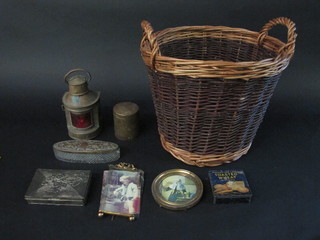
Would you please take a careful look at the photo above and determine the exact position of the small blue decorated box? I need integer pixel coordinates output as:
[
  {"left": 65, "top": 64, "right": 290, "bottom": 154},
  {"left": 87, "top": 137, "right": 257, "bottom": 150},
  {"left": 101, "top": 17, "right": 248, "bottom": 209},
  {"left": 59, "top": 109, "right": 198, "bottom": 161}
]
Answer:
[{"left": 209, "top": 170, "right": 252, "bottom": 204}]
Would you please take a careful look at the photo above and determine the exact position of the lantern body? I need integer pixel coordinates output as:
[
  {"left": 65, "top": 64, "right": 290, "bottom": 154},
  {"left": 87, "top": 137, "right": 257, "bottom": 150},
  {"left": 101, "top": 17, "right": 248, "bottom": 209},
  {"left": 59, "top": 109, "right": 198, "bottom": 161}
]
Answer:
[{"left": 62, "top": 69, "right": 101, "bottom": 139}]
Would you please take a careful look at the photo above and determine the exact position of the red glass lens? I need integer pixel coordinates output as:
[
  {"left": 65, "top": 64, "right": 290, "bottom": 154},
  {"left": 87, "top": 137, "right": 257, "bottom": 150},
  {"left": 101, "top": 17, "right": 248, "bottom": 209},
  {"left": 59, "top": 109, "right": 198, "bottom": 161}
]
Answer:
[{"left": 71, "top": 112, "right": 92, "bottom": 128}]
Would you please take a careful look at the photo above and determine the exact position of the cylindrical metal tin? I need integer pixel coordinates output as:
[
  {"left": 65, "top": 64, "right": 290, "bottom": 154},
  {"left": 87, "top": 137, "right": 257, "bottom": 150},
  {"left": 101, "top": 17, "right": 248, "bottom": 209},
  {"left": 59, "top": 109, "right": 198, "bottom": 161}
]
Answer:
[{"left": 113, "top": 102, "right": 139, "bottom": 141}]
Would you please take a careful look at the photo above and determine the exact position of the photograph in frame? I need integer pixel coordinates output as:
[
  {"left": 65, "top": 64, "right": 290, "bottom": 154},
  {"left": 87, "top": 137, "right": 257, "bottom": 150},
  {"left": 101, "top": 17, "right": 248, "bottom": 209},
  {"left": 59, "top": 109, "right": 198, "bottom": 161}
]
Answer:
[
  {"left": 159, "top": 175, "right": 197, "bottom": 203},
  {"left": 152, "top": 169, "right": 203, "bottom": 210},
  {"left": 99, "top": 170, "right": 142, "bottom": 218}
]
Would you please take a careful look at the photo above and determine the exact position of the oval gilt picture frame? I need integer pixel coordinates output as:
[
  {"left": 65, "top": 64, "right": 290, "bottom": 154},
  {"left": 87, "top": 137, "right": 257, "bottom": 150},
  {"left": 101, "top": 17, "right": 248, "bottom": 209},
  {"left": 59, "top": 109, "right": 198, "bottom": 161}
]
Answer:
[{"left": 151, "top": 169, "right": 203, "bottom": 210}]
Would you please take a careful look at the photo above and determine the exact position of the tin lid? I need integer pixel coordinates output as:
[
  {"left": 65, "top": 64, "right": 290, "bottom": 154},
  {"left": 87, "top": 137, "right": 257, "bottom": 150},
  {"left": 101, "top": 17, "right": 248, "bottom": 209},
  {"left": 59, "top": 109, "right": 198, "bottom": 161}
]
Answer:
[
  {"left": 53, "top": 140, "right": 119, "bottom": 154},
  {"left": 53, "top": 140, "right": 120, "bottom": 164},
  {"left": 113, "top": 102, "right": 139, "bottom": 117}
]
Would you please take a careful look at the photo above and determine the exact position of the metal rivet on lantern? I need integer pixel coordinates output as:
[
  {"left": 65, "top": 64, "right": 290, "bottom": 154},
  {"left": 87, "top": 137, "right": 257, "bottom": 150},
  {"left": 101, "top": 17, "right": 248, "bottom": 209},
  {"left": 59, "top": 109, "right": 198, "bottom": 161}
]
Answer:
[{"left": 62, "top": 69, "right": 101, "bottom": 140}]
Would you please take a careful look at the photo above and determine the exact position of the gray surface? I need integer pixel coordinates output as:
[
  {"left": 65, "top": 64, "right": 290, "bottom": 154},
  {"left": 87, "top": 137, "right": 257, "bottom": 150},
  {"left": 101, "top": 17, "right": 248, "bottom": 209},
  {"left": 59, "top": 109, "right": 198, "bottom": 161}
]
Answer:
[{"left": 0, "top": 1, "right": 319, "bottom": 240}]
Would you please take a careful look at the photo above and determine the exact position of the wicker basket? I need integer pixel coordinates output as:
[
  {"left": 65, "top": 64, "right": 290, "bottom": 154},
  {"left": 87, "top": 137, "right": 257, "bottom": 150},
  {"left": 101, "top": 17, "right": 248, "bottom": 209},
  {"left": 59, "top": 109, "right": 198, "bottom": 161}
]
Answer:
[{"left": 140, "top": 17, "right": 297, "bottom": 167}]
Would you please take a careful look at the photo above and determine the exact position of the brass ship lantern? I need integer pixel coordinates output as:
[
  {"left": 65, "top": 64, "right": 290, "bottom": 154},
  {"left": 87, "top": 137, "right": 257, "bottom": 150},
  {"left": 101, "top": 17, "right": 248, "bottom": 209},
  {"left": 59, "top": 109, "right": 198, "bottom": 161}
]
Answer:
[{"left": 62, "top": 69, "right": 101, "bottom": 139}]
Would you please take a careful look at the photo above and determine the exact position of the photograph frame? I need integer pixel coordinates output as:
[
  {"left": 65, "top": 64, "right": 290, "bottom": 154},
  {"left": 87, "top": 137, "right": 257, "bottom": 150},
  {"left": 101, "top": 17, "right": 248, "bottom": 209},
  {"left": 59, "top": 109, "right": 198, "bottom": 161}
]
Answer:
[
  {"left": 98, "top": 169, "right": 143, "bottom": 221},
  {"left": 151, "top": 169, "right": 203, "bottom": 210}
]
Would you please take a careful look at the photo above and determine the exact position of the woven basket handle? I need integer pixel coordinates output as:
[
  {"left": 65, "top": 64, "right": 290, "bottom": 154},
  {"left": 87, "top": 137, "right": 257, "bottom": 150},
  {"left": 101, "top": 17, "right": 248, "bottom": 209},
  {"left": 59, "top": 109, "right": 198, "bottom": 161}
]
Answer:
[
  {"left": 141, "top": 21, "right": 160, "bottom": 67},
  {"left": 258, "top": 17, "right": 297, "bottom": 57}
]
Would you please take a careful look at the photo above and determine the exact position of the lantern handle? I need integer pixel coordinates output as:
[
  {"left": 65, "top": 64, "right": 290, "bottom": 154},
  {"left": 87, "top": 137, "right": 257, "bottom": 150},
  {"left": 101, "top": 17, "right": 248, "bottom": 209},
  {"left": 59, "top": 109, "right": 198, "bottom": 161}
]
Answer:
[{"left": 64, "top": 68, "right": 92, "bottom": 84}]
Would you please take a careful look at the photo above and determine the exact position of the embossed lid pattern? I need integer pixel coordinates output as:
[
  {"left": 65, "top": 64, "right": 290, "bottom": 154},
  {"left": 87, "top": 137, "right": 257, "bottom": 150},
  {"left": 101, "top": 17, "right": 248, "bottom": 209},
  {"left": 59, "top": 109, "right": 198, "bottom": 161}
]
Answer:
[{"left": 53, "top": 140, "right": 119, "bottom": 154}]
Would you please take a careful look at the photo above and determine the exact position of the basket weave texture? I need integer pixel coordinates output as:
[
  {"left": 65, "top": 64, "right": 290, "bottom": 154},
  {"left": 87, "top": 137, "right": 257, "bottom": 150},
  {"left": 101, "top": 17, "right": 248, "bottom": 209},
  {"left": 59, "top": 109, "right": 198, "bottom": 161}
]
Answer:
[{"left": 140, "top": 17, "right": 297, "bottom": 167}]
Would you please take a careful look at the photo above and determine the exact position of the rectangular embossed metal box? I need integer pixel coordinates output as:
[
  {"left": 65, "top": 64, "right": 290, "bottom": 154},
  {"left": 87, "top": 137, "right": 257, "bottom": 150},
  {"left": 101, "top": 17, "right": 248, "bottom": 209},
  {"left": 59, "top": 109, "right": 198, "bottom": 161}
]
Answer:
[{"left": 25, "top": 169, "right": 91, "bottom": 206}]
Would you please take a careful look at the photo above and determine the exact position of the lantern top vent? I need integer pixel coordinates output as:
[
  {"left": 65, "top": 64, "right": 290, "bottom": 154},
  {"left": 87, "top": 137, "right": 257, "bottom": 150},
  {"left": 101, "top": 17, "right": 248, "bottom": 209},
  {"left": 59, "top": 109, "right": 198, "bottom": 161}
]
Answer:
[{"left": 65, "top": 69, "right": 91, "bottom": 95}]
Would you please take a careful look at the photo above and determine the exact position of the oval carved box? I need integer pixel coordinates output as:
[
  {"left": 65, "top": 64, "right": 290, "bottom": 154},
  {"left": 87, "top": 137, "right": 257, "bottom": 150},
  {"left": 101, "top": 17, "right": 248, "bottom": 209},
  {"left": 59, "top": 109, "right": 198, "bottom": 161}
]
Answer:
[{"left": 53, "top": 140, "right": 120, "bottom": 164}]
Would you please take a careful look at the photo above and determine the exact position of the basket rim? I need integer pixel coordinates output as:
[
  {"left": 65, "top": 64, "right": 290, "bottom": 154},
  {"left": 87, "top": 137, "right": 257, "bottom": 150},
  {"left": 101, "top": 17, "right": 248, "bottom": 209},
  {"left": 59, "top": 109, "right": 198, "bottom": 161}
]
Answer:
[
  {"left": 140, "top": 18, "right": 297, "bottom": 80},
  {"left": 149, "top": 26, "right": 284, "bottom": 63}
]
